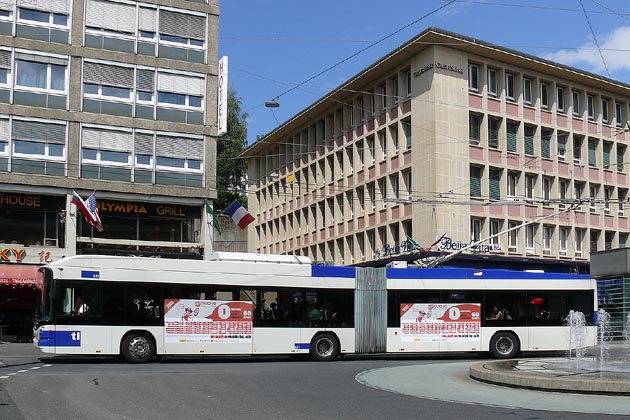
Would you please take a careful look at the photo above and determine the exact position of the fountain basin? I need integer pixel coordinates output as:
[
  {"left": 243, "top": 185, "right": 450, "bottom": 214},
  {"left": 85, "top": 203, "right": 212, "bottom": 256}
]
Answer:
[{"left": 470, "top": 357, "right": 630, "bottom": 395}]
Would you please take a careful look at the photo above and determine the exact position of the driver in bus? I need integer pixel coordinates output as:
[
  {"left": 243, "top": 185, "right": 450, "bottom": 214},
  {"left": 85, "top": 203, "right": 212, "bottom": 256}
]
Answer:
[{"left": 74, "top": 296, "right": 88, "bottom": 316}]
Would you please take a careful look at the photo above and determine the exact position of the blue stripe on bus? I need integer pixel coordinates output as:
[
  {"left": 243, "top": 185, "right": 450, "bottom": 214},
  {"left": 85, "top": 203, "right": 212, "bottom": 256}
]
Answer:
[
  {"left": 386, "top": 267, "right": 590, "bottom": 280},
  {"left": 311, "top": 265, "right": 356, "bottom": 278},
  {"left": 38, "top": 330, "right": 82, "bottom": 347},
  {"left": 294, "top": 343, "right": 310, "bottom": 350},
  {"left": 81, "top": 270, "right": 100, "bottom": 279}
]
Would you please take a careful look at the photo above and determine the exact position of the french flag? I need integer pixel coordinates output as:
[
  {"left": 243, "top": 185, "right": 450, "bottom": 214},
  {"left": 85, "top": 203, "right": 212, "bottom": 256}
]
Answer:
[
  {"left": 224, "top": 200, "right": 255, "bottom": 229},
  {"left": 72, "top": 191, "right": 103, "bottom": 232}
]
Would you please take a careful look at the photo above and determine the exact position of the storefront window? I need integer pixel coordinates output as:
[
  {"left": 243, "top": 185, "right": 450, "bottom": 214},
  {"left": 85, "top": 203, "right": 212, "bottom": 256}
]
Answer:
[{"left": 0, "top": 193, "right": 65, "bottom": 247}]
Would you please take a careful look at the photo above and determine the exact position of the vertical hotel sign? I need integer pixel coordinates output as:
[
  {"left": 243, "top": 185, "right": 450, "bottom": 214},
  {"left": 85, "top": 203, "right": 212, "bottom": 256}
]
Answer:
[{"left": 217, "top": 56, "right": 228, "bottom": 136}]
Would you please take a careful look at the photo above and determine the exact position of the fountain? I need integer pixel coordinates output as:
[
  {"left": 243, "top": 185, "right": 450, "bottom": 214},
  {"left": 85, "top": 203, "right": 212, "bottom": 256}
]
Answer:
[{"left": 470, "top": 308, "right": 630, "bottom": 394}]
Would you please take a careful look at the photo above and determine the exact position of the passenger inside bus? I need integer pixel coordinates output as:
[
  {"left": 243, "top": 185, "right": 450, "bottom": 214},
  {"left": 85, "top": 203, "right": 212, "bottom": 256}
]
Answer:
[{"left": 487, "top": 305, "right": 503, "bottom": 320}]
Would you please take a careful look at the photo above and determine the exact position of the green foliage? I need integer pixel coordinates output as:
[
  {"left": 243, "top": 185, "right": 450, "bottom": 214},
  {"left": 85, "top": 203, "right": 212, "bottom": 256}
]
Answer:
[{"left": 216, "top": 87, "right": 248, "bottom": 211}]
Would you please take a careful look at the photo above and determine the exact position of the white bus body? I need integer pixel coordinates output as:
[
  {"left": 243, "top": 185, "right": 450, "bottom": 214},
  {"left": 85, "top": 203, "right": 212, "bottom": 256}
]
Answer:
[{"left": 34, "top": 254, "right": 597, "bottom": 362}]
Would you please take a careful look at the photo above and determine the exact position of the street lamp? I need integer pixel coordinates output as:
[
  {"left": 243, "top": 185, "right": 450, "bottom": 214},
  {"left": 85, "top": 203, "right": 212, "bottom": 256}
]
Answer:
[{"left": 265, "top": 99, "right": 280, "bottom": 108}]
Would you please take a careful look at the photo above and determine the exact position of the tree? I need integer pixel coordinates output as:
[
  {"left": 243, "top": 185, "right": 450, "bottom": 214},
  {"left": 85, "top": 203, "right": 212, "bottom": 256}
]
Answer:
[{"left": 215, "top": 87, "right": 248, "bottom": 211}]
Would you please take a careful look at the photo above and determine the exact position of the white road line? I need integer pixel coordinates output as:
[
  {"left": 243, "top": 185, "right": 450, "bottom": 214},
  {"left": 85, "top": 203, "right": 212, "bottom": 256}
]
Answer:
[
  {"left": 30, "top": 366, "right": 41, "bottom": 370},
  {"left": 0, "top": 376, "right": 9, "bottom": 379},
  {"left": 17, "top": 370, "right": 28, "bottom": 373}
]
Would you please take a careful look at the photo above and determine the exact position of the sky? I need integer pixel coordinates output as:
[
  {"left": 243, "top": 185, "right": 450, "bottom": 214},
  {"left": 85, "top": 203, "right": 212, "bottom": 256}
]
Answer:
[{"left": 218, "top": 0, "right": 630, "bottom": 145}]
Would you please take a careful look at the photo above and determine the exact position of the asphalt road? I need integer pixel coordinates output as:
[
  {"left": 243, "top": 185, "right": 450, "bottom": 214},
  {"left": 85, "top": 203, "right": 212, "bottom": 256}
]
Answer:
[{"left": 1, "top": 344, "right": 628, "bottom": 420}]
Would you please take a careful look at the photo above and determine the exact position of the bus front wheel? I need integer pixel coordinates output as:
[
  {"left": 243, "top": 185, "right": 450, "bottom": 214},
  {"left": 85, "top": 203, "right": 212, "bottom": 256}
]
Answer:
[
  {"left": 310, "top": 333, "right": 339, "bottom": 361},
  {"left": 121, "top": 332, "right": 155, "bottom": 363},
  {"left": 489, "top": 331, "right": 519, "bottom": 359}
]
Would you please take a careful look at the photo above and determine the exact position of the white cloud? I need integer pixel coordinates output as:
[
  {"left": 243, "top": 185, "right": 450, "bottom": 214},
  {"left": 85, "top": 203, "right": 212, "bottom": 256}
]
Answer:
[{"left": 544, "top": 26, "right": 630, "bottom": 75}]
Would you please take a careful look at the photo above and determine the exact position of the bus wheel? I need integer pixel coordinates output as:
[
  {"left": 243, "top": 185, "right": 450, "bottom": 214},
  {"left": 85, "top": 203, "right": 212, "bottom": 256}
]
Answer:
[
  {"left": 310, "top": 333, "right": 339, "bottom": 361},
  {"left": 121, "top": 332, "right": 155, "bottom": 363},
  {"left": 490, "top": 332, "right": 519, "bottom": 359}
]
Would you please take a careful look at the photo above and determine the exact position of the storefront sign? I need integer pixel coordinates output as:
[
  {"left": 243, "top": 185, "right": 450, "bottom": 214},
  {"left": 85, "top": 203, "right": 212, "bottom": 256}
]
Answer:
[
  {"left": 0, "top": 248, "right": 25, "bottom": 262},
  {"left": 437, "top": 236, "right": 502, "bottom": 253},
  {"left": 97, "top": 200, "right": 191, "bottom": 218},
  {"left": 164, "top": 299, "right": 253, "bottom": 344},
  {"left": 413, "top": 61, "right": 463, "bottom": 77},
  {"left": 400, "top": 303, "right": 481, "bottom": 342}
]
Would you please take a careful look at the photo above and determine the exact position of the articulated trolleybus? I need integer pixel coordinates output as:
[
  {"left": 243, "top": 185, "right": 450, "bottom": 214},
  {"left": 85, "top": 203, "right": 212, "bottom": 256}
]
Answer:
[{"left": 34, "top": 253, "right": 597, "bottom": 363}]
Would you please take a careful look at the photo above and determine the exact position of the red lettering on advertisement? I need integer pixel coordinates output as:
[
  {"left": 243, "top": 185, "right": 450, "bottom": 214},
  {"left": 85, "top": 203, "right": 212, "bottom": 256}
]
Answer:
[
  {"left": 38, "top": 250, "right": 53, "bottom": 263},
  {"left": 0, "top": 248, "right": 24, "bottom": 261}
]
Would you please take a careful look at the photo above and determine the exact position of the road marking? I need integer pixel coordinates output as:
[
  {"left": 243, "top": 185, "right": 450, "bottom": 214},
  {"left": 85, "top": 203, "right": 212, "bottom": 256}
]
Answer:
[
  {"left": 0, "top": 376, "right": 9, "bottom": 379},
  {"left": 0, "top": 363, "right": 50, "bottom": 380},
  {"left": 17, "top": 370, "right": 28, "bottom": 373},
  {"left": 30, "top": 366, "right": 41, "bottom": 370}
]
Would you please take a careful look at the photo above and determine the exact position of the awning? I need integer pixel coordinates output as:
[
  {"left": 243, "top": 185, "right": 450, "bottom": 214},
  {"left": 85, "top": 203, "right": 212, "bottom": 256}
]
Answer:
[{"left": 0, "top": 264, "right": 43, "bottom": 290}]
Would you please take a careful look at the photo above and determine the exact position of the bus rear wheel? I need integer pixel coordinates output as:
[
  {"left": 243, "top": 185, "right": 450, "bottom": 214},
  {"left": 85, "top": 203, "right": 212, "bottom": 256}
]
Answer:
[
  {"left": 489, "top": 331, "right": 519, "bottom": 359},
  {"left": 310, "top": 333, "right": 339, "bottom": 361},
  {"left": 121, "top": 332, "right": 155, "bottom": 363}
]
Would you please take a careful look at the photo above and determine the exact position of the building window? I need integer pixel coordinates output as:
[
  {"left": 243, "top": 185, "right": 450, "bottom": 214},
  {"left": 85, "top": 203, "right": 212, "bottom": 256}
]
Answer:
[
  {"left": 380, "top": 83, "right": 386, "bottom": 110},
  {"left": 541, "top": 129, "right": 551, "bottom": 159},
  {"left": 470, "top": 166, "right": 482, "bottom": 198},
  {"left": 507, "top": 172, "right": 518, "bottom": 198},
  {"left": 468, "top": 63, "right": 479, "bottom": 92},
  {"left": 589, "top": 184, "right": 599, "bottom": 212},
  {"left": 590, "top": 230, "right": 600, "bottom": 253},
  {"left": 402, "top": 119, "right": 412, "bottom": 150},
  {"left": 523, "top": 78, "right": 532, "bottom": 105},
  {"left": 525, "top": 224, "right": 536, "bottom": 252},
  {"left": 487, "top": 68, "right": 497, "bottom": 97},
  {"left": 406, "top": 70, "right": 411, "bottom": 97},
  {"left": 505, "top": 73, "right": 515, "bottom": 101},
  {"left": 18, "top": 8, "right": 68, "bottom": 27},
  {"left": 12, "top": 119, "right": 66, "bottom": 161},
  {"left": 557, "top": 133, "right": 567, "bottom": 161},
  {"left": 378, "top": 130, "right": 386, "bottom": 160},
  {"left": 620, "top": 233, "right": 628, "bottom": 248},
  {"left": 557, "top": 86, "right": 565, "bottom": 113},
  {"left": 587, "top": 94, "right": 595, "bottom": 121},
  {"left": 559, "top": 227, "right": 568, "bottom": 256},
  {"left": 615, "top": 102, "right": 623, "bottom": 127},
  {"left": 573, "top": 136, "right": 582, "bottom": 164},
  {"left": 572, "top": 90, "right": 580, "bottom": 117},
  {"left": 490, "top": 219, "right": 501, "bottom": 246},
  {"left": 604, "top": 187, "right": 612, "bottom": 215},
  {"left": 392, "top": 76, "right": 399, "bottom": 104},
  {"left": 525, "top": 175, "right": 535, "bottom": 199},
  {"left": 488, "top": 117, "right": 499, "bottom": 149},
  {"left": 543, "top": 177, "right": 551, "bottom": 202},
  {"left": 618, "top": 144, "right": 626, "bottom": 172},
  {"left": 588, "top": 138, "right": 597, "bottom": 167},
  {"left": 602, "top": 98, "right": 609, "bottom": 123},
  {"left": 469, "top": 113, "right": 481, "bottom": 145},
  {"left": 540, "top": 82, "right": 548, "bottom": 109},
  {"left": 489, "top": 168, "right": 501, "bottom": 200},
  {"left": 471, "top": 218, "right": 482, "bottom": 242},
  {"left": 575, "top": 229, "right": 584, "bottom": 257},
  {"left": 559, "top": 179, "right": 568, "bottom": 208},
  {"left": 543, "top": 225, "right": 552, "bottom": 255},
  {"left": 16, "top": 56, "right": 67, "bottom": 92},
  {"left": 605, "top": 232, "right": 614, "bottom": 251},
  {"left": 524, "top": 125, "right": 534, "bottom": 155},
  {"left": 506, "top": 121, "right": 517, "bottom": 152},
  {"left": 508, "top": 221, "right": 518, "bottom": 252},
  {"left": 603, "top": 141, "right": 611, "bottom": 169}
]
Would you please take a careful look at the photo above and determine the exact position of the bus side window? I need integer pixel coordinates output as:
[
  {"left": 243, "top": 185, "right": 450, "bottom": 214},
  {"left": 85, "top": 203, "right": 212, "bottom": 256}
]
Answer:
[
  {"left": 127, "top": 284, "right": 161, "bottom": 325},
  {"left": 54, "top": 282, "right": 102, "bottom": 320}
]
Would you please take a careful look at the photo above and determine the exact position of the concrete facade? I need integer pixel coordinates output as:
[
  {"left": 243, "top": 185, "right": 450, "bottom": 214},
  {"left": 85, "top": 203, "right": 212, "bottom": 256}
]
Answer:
[{"left": 243, "top": 28, "right": 630, "bottom": 267}]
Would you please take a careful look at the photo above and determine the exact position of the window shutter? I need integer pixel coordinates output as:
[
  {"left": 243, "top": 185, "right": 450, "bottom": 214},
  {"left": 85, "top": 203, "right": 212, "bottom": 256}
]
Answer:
[
  {"left": 489, "top": 169, "right": 501, "bottom": 200},
  {"left": 138, "top": 7, "right": 156, "bottom": 33},
  {"left": 157, "top": 73, "right": 204, "bottom": 96},
  {"left": 488, "top": 120, "right": 499, "bottom": 148},
  {"left": 82, "top": 127, "right": 132, "bottom": 152},
  {"left": 603, "top": 142, "right": 610, "bottom": 168},
  {"left": 469, "top": 114, "right": 480, "bottom": 143},
  {"left": 541, "top": 133, "right": 551, "bottom": 158},
  {"left": 0, "top": 50, "right": 10, "bottom": 69},
  {"left": 0, "top": 118, "right": 8, "bottom": 143},
  {"left": 507, "top": 122, "right": 517, "bottom": 152},
  {"left": 13, "top": 120, "right": 66, "bottom": 144},
  {"left": 136, "top": 69, "right": 155, "bottom": 92},
  {"left": 156, "top": 135, "right": 203, "bottom": 159},
  {"left": 588, "top": 140, "right": 597, "bottom": 166},
  {"left": 84, "top": 62, "right": 134, "bottom": 88},
  {"left": 18, "top": 0, "right": 70, "bottom": 14},
  {"left": 15, "top": 53, "right": 67, "bottom": 66},
  {"left": 618, "top": 147, "right": 624, "bottom": 171},
  {"left": 469, "top": 166, "right": 481, "bottom": 198},
  {"left": 524, "top": 126, "right": 534, "bottom": 155},
  {"left": 86, "top": 0, "right": 136, "bottom": 34},
  {"left": 159, "top": 10, "right": 205, "bottom": 40},
  {"left": 135, "top": 132, "right": 154, "bottom": 155}
]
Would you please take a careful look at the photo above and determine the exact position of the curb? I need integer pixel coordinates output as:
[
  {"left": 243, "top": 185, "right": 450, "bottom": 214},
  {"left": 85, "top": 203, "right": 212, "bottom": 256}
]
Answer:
[{"left": 469, "top": 360, "right": 630, "bottom": 395}]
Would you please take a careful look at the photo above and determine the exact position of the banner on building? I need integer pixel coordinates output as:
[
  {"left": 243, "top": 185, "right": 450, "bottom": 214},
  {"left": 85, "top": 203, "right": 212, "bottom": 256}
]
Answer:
[
  {"left": 164, "top": 299, "right": 253, "bottom": 344},
  {"left": 217, "top": 56, "right": 228, "bottom": 136},
  {"left": 400, "top": 303, "right": 481, "bottom": 342}
]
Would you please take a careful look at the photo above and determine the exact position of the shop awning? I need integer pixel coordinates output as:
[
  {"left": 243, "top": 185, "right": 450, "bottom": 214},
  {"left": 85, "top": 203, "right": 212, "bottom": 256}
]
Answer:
[{"left": 0, "top": 264, "right": 43, "bottom": 290}]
